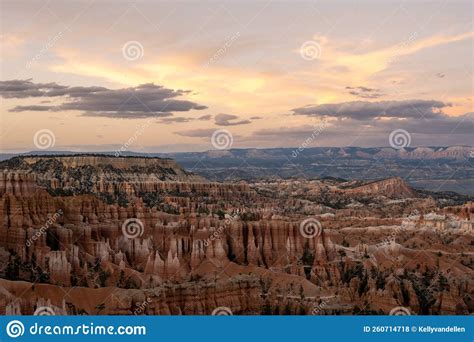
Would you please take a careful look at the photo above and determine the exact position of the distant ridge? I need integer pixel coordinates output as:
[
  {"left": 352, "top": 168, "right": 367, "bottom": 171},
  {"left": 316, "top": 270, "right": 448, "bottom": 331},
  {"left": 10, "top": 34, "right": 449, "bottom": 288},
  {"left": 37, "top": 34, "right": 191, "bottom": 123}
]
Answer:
[
  {"left": 1, "top": 145, "right": 473, "bottom": 161},
  {"left": 1, "top": 146, "right": 472, "bottom": 195}
]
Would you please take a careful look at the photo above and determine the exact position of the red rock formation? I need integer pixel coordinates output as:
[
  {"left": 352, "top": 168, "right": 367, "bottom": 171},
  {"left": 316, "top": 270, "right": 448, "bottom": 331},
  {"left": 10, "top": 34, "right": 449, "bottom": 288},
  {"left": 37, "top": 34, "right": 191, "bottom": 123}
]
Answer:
[
  {"left": 344, "top": 177, "right": 417, "bottom": 199},
  {"left": 0, "top": 155, "right": 471, "bottom": 316}
]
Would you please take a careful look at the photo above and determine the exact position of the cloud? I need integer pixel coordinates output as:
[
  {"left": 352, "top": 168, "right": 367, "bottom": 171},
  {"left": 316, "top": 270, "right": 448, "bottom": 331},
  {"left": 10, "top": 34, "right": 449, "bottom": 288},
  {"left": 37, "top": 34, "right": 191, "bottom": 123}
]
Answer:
[
  {"left": 325, "top": 31, "right": 474, "bottom": 81},
  {"left": 158, "top": 116, "right": 193, "bottom": 124},
  {"left": 1, "top": 79, "right": 207, "bottom": 118},
  {"left": 403, "top": 112, "right": 473, "bottom": 135},
  {"left": 214, "top": 113, "right": 251, "bottom": 126},
  {"left": 292, "top": 99, "right": 449, "bottom": 120},
  {"left": 158, "top": 113, "right": 214, "bottom": 124},
  {"left": 197, "top": 114, "right": 213, "bottom": 121},
  {"left": 0, "top": 79, "right": 104, "bottom": 98},
  {"left": 248, "top": 111, "right": 473, "bottom": 147},
  {"left": 345, "top": 86, "right": 383, "bottom": 99},
  {"left": 9, "top": 105, "right": 53, "bottom": 112}
]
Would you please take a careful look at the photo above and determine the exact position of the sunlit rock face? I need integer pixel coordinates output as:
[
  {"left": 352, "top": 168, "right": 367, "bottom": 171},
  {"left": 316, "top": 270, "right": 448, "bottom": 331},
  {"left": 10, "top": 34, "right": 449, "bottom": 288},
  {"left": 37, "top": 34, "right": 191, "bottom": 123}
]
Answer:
[{"left": 0, "top": 155, "right": 472, "bottom": 315}]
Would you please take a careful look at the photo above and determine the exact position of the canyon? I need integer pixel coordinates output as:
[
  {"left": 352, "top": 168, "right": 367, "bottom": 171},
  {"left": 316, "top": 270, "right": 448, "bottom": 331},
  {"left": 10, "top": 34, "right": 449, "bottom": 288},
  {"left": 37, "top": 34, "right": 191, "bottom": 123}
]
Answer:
[{"left": 0, "top": 154, "right": 472, "bottom": 315}]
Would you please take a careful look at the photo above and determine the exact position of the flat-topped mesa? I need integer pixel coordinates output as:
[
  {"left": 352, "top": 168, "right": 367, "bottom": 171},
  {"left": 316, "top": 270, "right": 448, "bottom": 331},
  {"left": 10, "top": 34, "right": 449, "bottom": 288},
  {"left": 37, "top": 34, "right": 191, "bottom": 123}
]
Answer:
[
  {"left": 0, "top": 154, "right": 208, "bottom": 196},
  {"left": 23, "top": 155, "right": 185, "bottom": 169},
  {"left": 344, "top": 177, "right": 418, "bottom": 199},
  {"left": 0, "top": 154, "right": 256, "bottom": 203},
  {"left": 1, "top": 154, "right": 205, "bottom": 182}
]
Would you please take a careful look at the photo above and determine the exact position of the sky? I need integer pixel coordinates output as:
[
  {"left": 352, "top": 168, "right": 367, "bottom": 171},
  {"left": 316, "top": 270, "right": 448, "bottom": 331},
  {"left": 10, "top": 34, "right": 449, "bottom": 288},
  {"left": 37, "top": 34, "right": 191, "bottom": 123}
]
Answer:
[{"left": 0, "top": 0, "right": 473, "bottom": 153}]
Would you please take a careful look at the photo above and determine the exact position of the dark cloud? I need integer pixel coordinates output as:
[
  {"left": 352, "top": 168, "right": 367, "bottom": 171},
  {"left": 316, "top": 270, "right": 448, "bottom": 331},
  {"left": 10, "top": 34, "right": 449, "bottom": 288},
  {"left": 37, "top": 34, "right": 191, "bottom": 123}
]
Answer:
[
  {"left": 197, "top": 114, "right": 213, "bottom": 121},
  {"left": 158, "top": 114, "right": 214, "bottom": 124},
  {"left": 248, "top": 111, "right": 473, "bottom": 146},
  {"left": 10, "top": 105, "right": 54, "bottom": 112},
  {"left": 214, "top": 113, "right": 251, "bottom": 126},
  {"left": 159, "top": 117, "right": 193, "bottom": 124},
  {"left": 83, "top": 111, "right": 173, "bottom": 119},
  {"left": 0, "top": 79, "right": 67, "bottom": 98},
  {"left": 1, "top": 79, "right": 207, "bottom": 118},
  {"left": 403, "top": 112, "right": 473, "bottom": 135},
  {"left": 292, "top": 99, "right": 449, "bottom": 120},
  {"left": 0, "top": 79, "right": 104, "bottom": 98},
  {"left": 346, "top": 86, "right": 383, "bottom": 99}
]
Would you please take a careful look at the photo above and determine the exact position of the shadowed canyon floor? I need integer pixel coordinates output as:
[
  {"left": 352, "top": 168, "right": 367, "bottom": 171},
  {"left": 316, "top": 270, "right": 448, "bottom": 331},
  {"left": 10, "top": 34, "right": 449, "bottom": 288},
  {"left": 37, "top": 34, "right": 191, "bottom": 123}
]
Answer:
[{"left": 0, "top": 155, "right": 472, "bottom": 315}]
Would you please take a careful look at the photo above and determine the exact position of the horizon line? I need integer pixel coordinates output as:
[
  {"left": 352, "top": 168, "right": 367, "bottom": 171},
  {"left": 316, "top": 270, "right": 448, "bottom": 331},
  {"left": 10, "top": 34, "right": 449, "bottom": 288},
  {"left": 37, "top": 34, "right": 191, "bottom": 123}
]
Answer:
[{"left": 1, "top": 144, "right": 473, "bottom": 155}]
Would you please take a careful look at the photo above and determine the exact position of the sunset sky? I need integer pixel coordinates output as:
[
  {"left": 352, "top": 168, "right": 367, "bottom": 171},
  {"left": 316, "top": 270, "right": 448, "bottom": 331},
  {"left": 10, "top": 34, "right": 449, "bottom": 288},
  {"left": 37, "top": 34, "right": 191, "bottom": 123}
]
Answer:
[{"left": 1, "top": 0, "right": 473, "bottom": 153}]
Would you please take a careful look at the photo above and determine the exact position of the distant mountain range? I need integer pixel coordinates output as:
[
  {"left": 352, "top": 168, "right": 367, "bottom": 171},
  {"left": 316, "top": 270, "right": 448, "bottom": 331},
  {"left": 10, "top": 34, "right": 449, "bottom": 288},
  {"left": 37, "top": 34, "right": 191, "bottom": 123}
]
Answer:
[{"left": 1, "top": 145, "right": 473, "bottom": 195}]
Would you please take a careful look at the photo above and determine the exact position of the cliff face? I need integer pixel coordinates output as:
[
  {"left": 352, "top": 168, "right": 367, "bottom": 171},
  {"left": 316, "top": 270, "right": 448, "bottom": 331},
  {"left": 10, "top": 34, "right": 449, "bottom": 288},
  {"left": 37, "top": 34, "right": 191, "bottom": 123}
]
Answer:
[
  {"left": 0, "top": 155, "right": 472, "bottom": 315},
  {"left": 344, "top": 177, "right": 418, "bottom": 199},
  {"left": 0, "top": 155, "right": 206, "bottom": 193},
  {"left": 0, "top": 172, "right": 39, "bottom": 197},
  {"left": 0, "top": 155, "right": 257, "bottom": 207},
  {"left": 0, "top": 173, "right": 336, "bottom": 314},
  {"left": 0, "top": 277, "right": 263, "bottom": 315},
  {"left": 21, "top": 155, "right": 190, "bottom": 170},
  {"left": 0, "top": 180, "right": 336, "bottom": 280}
]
